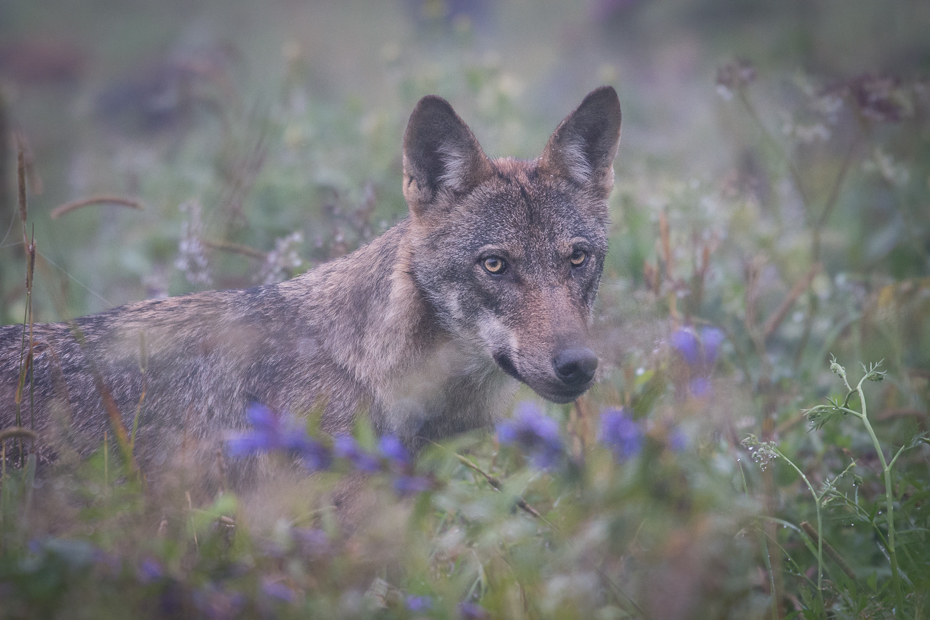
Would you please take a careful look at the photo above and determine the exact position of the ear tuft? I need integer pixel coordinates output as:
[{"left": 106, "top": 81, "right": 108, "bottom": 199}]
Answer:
[
  {"left": 540, "top": 86, "right": 622, "bottom": 194},
  {"left": 402, "top": 96, "right": 492, "bottom": 216}
]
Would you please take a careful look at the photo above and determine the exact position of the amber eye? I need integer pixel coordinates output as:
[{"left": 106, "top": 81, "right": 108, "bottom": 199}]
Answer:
[
  {"left": 482, "top": 256, "right": 507, "bottom": 275},
  {"left": 570, "top": 249, "right": 588, "bottom": 267}
]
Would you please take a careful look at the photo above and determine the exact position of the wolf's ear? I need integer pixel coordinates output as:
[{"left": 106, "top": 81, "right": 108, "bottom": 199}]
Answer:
[
  {"left": 539, "top": 86, "right": 622, "bottom": 195},
  {"left": 402, "top": 95, "right": 493, "bottom": 217}
]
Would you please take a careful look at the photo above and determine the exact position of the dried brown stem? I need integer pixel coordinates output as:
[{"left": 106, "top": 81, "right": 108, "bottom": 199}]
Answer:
[
  {"left": 451, "top": 450, "right": 543, "bottom": 520},
  {"left": 51, "top": 196, "right": 144, "bottom": 220},
  {"left": 659, "top": 210, "right": 672, "bottom": 277},
  {"left": 0, "top": 427, "right": 38, "bottom": 443},
  {"left": 17, "top": 147, "right": 26, "bottom": 230},
  {"left": 800, "top": 521, "right": 857, "bottom": 582},
  {"left": 763, "top": 263, "right": 822, "bottom": 341},
  {"left": 568, "top": 397, "right": 590, "bottom": 461},
  {"left": 13, "top": 131, "right": 42, "bottom": 195},
  {"left": 877, "top": 408, "right": 927, "bottom": 423},
  {"left": 202, "top": 238, "right": 267, "bottom": 260},
  {"left": 743, "top": 256, "right": 762, "bottom": 333},
  {"left": 66, "top": 322, "right": 140, "bottom": 479}
]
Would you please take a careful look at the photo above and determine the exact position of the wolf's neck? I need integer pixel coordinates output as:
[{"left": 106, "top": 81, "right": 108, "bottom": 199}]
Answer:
[{"left": 282, "top": 219, "right": 443, "bottom": 385}]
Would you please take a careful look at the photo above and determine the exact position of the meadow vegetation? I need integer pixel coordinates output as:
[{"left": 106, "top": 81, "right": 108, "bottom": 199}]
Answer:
[{"left": 1, "top": 1, "right": 929, "bottom": 617}]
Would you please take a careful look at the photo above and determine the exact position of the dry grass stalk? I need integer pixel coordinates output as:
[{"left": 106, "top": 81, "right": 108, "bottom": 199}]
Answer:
[{"left": 50, "top": 195, "right": 144, "bottom": 220}]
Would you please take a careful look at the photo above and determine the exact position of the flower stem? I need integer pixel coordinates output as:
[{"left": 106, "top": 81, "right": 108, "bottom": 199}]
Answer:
[
  {"left": 854, "top": 377, "right": 904, "bottom": 612},
  {"left": 776, "top": 448, "right": 823, "bottom": 609}
]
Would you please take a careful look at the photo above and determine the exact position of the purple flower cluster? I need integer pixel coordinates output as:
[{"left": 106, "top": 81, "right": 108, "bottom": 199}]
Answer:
[
  {"left": 598, "top": 407, "right": 643, "bottom": 463},
  {"left": 406, "top": 595, "right": 433, "bottom": 612},
  {"left": 670, "top": 326, "right": 723, "bottom": 368},
  {"left": 670, "top": 326, "right": 724, "bottom": 398},
  {"left": 496, "top": 401, "right": 565, "bottom": 469},
  {"left": 459, "top": 601, "right": 489, "bottom": 619},
  {"left": 668, "top": 427, "right": 688, "bottom": 452},
  {"left": 227, "top": 403, "right": 430, "bottom": 496},
  {"left": 376, "top": 435, "right": 432, "bottom": 496},
  {"left": 262, "top": 578, "right": 296, "bottom": 603},
  {"left": 227, "top": 403, "right": 331, "bottom": 470},
  {"left": 494, "top": 400, "right": 689, "bottom": 468},
  {"left": 137, "top": 557, "right": 164, "bottom": 584},
  {"left": 378, "top": 434, "right": 412, "bottom": 467},
  {"left": 333, "top": 435, "right": 382, "bottom": 472},
  {"left": 290, "top": 527, "right": 333, "bottom": 557}
]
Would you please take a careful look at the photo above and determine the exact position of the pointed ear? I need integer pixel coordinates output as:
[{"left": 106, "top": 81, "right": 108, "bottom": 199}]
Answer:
[
  {"left": 402, "top": 95, "right": 493, "bottom": 217},
  {"left": 539, "top": 86, "right": 622, "bottom": 195}
]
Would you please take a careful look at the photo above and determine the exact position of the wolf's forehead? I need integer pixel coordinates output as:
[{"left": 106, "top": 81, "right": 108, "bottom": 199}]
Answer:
[{"left": 465, "top": 181, "right": 606, "bottom": 243}]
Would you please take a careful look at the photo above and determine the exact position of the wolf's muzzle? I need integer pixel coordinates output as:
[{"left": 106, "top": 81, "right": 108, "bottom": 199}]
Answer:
[{"left": 552, "top": 347, "right": 598, "bottom": 388}]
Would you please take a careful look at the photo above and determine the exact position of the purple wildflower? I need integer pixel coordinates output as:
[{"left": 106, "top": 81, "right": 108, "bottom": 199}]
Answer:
[
  {"left": 226, "top": 403, "right": 279, "bottom": 455},
  {"left": 227, "top": 403, "right": 331, "bottom": 471},
  {"left": 333, "top": 435, "right": 382, "bottom": 472},
  {"left": 670, "top": 328, "right": 700, "bottom": 365},
  {"left": 599, "top": 407, "right": 642, "bottom": 463},
  {"left": 291, "top": 528, "right": 332, "bottom": 556},
  {"left": 393, "top": 474, "right": 432, "bottom": 496},
  {"left": 668, "top": 427, "right": 688, "bottom": 452},
  {"left": 497, "top": 401, "right": 564, "bottom": 469},
  {"left": 378, "top": 434, "right": 412, "bottom": 468},
  {"left": 137, "top": 558, "right": 163, "bottom": 584},
  {"left": 671, "top": 327, "right": 725, "bottom": 398},
  {"left": 700, "top": 327, "right": 724, "bottom": 365},
  {"left": 690, "top": 377, "right": 713, "bottom": 398},
  {"left": 300, "top": 439, "right": 332, "bottom": 471},
  {"left": 459, "top": 601, "right": 489, "bottom": 619},
  {"left": 375, "top": 436, "right": 431, "bottom": 495},
  {"left": 406, "top": 595, "right": 433, "bottom": 612},
  {"left": 335, "top": 434, "right": 427, "bottom": 496},
  {"left": 262, "top": 578, "right": 296, "bottom": 603},
  {"left": 670, "top": 326, "right": 725, "bottom": 368},
  {"left": 227, "top": 403, "right": 295, "bottom": 454},
  {"left": 93, "top": 549, "right": 123, "bottom": 576}
]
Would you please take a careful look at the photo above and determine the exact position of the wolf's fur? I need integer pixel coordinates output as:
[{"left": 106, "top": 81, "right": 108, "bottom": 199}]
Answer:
[{"left": 0, "top": 87, "right": 621, "bottom": 481}]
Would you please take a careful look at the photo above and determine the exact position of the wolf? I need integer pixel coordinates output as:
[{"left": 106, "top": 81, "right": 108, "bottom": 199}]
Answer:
[{"left": 0, "top": 87, "right": 622, "bottom": 482}]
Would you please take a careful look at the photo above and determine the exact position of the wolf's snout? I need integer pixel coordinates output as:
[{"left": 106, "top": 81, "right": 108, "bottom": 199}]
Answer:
[{"left": 552, "top": 347, "right": 598, "bottom": 387}]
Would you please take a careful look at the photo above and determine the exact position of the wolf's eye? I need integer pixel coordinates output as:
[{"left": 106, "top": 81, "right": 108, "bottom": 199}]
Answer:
[
  {"left": 482, "top": 256, "right": 507, "bottom": 275},
  {"left": 570, "top": 249, "right": 588, "bottom": 267}
]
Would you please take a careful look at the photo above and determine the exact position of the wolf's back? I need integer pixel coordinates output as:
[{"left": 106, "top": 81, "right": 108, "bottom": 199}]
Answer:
[{"left": 0, "top": 285, "right": 323, "bottom": 469}]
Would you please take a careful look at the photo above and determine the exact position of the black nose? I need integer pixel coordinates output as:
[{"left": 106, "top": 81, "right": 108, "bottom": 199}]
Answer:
[{"left": 552, "top": 347, "right": 598, "bottom": 387}]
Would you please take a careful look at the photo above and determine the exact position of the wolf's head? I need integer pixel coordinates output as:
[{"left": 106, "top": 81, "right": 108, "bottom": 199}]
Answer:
[{"left": 402, "top": 87, "right": 622, "bottom": 404}]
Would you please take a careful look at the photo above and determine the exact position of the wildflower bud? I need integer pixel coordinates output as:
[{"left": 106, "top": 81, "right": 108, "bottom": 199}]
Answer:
[
  {"left": 670, "top": 328, "right": 699, "bottom": 366},
  {"left": 406, "top": 596, "right": 433, "bottom": 612},
  {"left": 378, "top": 434, "right": 412, "bottom": 468},
  {"left": 497, "top": 402, "right": 564, "bottom": 470},
  {"left": 334, "top": 435, "right": 381, "bottom": 472},
  {"left": 459, "top": 601, "right": 489, "bottom": 619},
  {"left": 137, "top": 558, "right": 164, "bottom": 584},
  {"left": 598, "top": 407, "right": 643, "bottom": 463}
]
